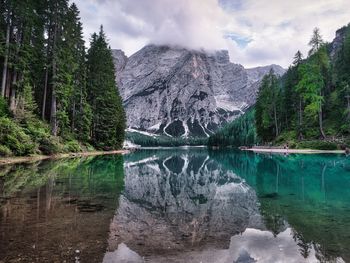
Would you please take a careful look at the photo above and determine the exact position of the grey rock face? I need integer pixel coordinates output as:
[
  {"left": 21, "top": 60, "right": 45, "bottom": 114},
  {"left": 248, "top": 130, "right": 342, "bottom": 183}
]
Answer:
[
  {"left": 113, "top": 45, "right": 285, "bottom": 137},
  {"left": 330, "top": 25, "right": 349, "bottom": 59}
]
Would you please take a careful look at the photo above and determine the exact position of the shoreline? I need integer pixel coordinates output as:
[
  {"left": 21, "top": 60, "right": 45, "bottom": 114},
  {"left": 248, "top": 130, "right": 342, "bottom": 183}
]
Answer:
[
  {"left": 0, "top": 150, "right": 129, "bottom": 166},
  {"left": 242, "top": 148, "right": 345, "bottom": 154}
]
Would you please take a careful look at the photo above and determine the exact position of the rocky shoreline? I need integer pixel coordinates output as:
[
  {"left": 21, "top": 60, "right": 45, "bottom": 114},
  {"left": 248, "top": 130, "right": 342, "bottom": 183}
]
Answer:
[{"left": 0, "top": 150, "right": 129, "bottom": 166}]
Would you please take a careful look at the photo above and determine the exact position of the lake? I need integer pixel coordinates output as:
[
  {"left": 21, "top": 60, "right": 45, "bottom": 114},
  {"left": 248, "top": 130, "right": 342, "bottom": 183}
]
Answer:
[{"left": 1, "top": 149, "right": 350, "bottom": 263}]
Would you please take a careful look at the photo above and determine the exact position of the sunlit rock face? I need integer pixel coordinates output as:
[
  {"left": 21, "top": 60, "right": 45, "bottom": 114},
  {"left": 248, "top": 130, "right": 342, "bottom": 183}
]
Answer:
[
  {"left": 113, "top": 45, "right": 285, "bottom": 137},
  {"left": 105, "top": 152, "right": 264, "bottom": 258}
]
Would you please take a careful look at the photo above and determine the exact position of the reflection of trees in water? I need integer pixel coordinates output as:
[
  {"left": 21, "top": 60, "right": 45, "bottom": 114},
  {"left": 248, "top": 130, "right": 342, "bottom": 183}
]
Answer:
[
  {"left": 210, "top": 149, "right": 350, "bottom": 262},
  {"left": 0, "top": 155, "right": 125, "bottom": 263}
]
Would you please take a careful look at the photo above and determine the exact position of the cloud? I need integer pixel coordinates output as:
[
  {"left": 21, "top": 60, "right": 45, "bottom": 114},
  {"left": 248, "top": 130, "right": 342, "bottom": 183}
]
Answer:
[{"left": 73, "top": 0, "right": 350, "bottom": 68}]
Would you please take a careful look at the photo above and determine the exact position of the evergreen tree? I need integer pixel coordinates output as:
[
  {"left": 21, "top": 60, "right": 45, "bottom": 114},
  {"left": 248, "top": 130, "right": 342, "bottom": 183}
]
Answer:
[
  {"left": 308, "top": 28, "right": 324, "bottom": 56},
  {"left": 293, "top": 50, "right": 303, "bottom": 66},
  {"left": 255, "top": 69, "right": 280, "bottom": 141},
  {"left": 86, "top": 27, "right": 126, "bottom": 149},
  {"left": 0, "top": 1, "right": 126, "bottom": 156}
]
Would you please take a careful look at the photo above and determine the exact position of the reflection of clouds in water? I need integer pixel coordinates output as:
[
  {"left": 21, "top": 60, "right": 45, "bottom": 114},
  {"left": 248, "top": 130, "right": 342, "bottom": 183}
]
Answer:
[
  {"left": 229, "top": 228, "right": 320, "bottom": 263},
  {"left": 103, "top": 243, "right": 143, "bottom": 263},
  {"left": 103, "top": 228, "right": 340, "bottom": 263}
]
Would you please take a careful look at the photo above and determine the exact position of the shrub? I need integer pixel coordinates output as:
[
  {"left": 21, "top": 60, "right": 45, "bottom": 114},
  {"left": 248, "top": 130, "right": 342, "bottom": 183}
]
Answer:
[
  {"left": 0, "top": 145, "right": 12, "bottom": 157},
  {"left": 24, "top": 119, "right": 51, "bottom": 143},
  {"left": 64, "top": 140, "right": 82, "bottom": 153},
  {"left": 38, "top": 136, "right": 62, "bottom": 155},
  {"left": 0, "top": 97, "right": 9, "bottom": 117},
  {"left": 297, "top": 140, "right": 338, "bottom": 150},
  {"left": 0, "top": 117, "right": 35, "bottom": 156},
  {"left": 304, "top": 128, "right": 320, "bottom": 139}
]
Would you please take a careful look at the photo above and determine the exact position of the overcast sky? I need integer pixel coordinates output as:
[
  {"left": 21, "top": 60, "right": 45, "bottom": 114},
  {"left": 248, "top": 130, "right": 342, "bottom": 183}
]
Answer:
[{"left": 73, "top": 0, "right": 350, "bottom": 68}]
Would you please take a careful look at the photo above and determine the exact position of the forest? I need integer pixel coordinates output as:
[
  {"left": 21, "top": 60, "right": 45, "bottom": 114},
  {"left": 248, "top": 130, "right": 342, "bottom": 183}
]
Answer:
[
  {"left": 207, "top": 109, "right": 258, "bottom": 147},
  {"left": 0, "top": 0, "right": 125, "bottom": 157},
  {"left": 210, "top": 24, "right": 350, "bottom": 150}
]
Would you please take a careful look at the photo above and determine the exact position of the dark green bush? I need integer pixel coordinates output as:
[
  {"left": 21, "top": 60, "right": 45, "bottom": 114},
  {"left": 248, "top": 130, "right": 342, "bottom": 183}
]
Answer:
[
  {"left": 0, "top": 97, "right": 9, "bottom": 117},
  {"left": 64, "top": 140, "right": 82, "bottom": 153},
  {"left": 0, "top": 117, "right": 35, "bottom": 156},
  {"left": 38, "top": 136, "right": 62, "bottom": 155},
  {"left": 0, "top": 145, "right": 12, "bottom": 157},
  {"left": 297, "top": 140, "right": 338, "bottom": 150}
]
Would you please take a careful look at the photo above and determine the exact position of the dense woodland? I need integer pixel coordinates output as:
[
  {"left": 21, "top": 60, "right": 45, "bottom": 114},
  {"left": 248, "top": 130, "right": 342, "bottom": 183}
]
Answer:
[
  {"left": 126, "top": 131, "right": 208, "bottom": 147},
  {"left": 207, "top": 109, "right": 258, "bottom": 147},
  {"left": 0, "top": 0, "right": 125, "bottom": 156},
  {"left": 210, "top": 24, "right": 350, "bottom": 150}
]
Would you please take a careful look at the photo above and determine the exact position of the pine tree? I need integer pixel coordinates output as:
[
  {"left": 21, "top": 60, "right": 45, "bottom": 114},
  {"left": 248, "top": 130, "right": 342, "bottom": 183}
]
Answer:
[
  {"left": 255, "top": 69, "right": 280, "bottom": 141},
  {"left": 86, "top": 27, "right": 126, "bottom": 149},
  {"left": 293, "top": 50, "right": 303, "bottom": 66},
  {"left": 308, "top": 28, "right": 324, "bottom": 56}
]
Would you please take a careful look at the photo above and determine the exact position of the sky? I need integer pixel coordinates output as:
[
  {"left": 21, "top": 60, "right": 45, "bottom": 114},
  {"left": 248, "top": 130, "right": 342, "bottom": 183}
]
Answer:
[{"left": 73, "top": 0, "right": 350, "bottom": 68}]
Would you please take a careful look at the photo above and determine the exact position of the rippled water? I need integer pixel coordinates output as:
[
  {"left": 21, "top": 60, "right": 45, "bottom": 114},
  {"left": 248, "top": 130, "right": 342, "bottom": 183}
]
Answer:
[{"left": 1, "top": 149, "right": 350, "bottom": 262}]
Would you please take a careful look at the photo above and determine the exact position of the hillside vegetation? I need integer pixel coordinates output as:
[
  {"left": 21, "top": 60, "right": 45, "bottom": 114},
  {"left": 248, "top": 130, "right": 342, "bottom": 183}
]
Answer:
[
  {"left": 0, "top": 1, "right": 125, "bottom": 156},
  {"left": 209, "top": 24, "right": 350, "bottom": 150}
]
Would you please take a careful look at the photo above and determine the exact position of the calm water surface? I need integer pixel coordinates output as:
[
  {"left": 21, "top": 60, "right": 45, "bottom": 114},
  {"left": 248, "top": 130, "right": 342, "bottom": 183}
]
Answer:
[{"left": 1, "top": 149, "right": 350, "bottom": 262}]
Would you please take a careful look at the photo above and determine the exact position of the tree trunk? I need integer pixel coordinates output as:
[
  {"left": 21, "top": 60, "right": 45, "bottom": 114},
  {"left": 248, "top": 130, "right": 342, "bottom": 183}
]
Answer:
[
  {"left": 50, "top": 59, "right": 58, "bottom": 136},
  {"left": 50, "top": 90, "right": 58, "bottom": 136},
  {"left": 319, "top": 104, "right": 326, "bottom": 139},
  {"left": 298, "top": 97, "right": 303, "bottom": 140},
  {"left": 50, "top": 9, "right": 58, "bottom": 136},
  {"left": 1, "top": 22, "right": 10, "bottom": 97},
  {"left": 10, "top": 70, "right": 17, "bottom": 112},
  {"left": 42, "top": 67, "right": 49, "bottom": 120},
  {"left": 71, "top": 100, "right": 75, "bottom": 132},
  {"left": 273, "top": 103, "right": 278, "bottom": 138},
  {"left": 346, "top": 95, "right": 350, "bottom": 121}
]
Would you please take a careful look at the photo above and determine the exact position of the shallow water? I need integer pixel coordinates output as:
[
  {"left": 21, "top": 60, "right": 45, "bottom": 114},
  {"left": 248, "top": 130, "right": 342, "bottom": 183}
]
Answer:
[{"left": 1, "top": 149, "right": 350, "bottom": 262}]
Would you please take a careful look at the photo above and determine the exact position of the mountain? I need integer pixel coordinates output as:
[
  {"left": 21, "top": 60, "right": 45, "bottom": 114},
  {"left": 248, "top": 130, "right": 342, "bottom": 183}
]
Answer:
[{"left": 112, "top": 45, "right": 285, "bottom": 138}]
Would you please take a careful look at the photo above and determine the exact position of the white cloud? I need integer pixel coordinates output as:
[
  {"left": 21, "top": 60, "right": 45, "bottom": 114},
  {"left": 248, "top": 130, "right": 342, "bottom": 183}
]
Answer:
[{"left": 73, "top": 0, "right": 350, "bottom": 68}]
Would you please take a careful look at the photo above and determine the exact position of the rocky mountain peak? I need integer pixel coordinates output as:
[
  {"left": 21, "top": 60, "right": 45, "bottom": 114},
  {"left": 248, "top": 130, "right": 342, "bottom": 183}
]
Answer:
[{"left": 113, "top": 45, "right": 285, "bottom": 138}]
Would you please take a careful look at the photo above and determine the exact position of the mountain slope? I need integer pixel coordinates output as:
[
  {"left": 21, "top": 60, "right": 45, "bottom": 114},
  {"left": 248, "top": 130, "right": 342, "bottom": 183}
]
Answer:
[{"left": 113, "top": 45, "right": 284, "bottom": 138}]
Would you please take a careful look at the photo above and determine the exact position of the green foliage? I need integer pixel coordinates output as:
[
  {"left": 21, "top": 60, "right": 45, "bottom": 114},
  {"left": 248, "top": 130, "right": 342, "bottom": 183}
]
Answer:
[
  {"left": 297, "top": 141, "right": 338, "bottom": 150},
  {"left": 63, "top": 140, "right": 82, "bottom": 153},
  {"left": 0, "top": 117, "right": 35, "bottom": 156},
  {"left": 127, "top": 132, "right": 207, "bottom": 147},
  {"left": 246, "top": 26, "right": 350, "bottom": 148},
  {"left": 296, "top": 62, "right": 324, "bottom": 121},
  {"left": 0, "top": 145, "right": 12, "bottom": 157},
  {"left": 0, "top": 97, "right": 9, "bottom": 117},
  {"left": 208, "top": 109, "right": 258, "bottom": 147},
  {"left": 0, "top": 1, "right": 125, "bottom": 156},
  {"left": 86, "top": 27, "right": 126, "bottom": 150},
  {"left": 255, "top": 70, "right": 281, "bottom": 141},
  {"left": 38, "top": 136, "right": 62, "bottom": 155}
]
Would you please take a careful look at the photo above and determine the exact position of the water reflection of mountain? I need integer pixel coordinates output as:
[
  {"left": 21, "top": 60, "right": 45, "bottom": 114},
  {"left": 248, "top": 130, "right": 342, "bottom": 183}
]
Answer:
[
  {"left": 105, "top": 149, "right": 349, "bottom": 262},
  {"left": 107, "top": 150, "right": 263, "bottom": 257}
]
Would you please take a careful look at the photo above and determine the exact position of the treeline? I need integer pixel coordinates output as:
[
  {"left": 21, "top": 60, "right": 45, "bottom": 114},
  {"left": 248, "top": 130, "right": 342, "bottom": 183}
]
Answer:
[
  {"left": 207, "top": 109, "right": 258, "bottom": 147},
  {"left": 208, "top": 25, "right": 350, "bottom": 149},
  {"left": 126, "top": 132, "right": 208, "bottom": 147},
  {"left": 255, "top": 25, "right": 350, "bottom": 145},
  {"left": 0, "top": 0, "right": 125, "bottom": 156}
]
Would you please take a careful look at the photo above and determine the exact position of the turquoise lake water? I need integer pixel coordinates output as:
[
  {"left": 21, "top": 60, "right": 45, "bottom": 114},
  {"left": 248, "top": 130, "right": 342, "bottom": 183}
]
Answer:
[{"left": 1, "top": 149, "right": 350, "bottom": 262}]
